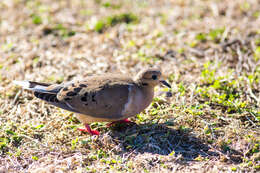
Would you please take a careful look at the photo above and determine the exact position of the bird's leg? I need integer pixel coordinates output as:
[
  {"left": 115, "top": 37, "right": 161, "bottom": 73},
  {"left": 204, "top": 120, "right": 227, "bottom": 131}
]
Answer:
[
  {"left": 120, "top": 119, "right": 132, "bottom": 123},
  {"left": 78, "top": 124, "right": 100, "bottom": 135},
  {"left": 107, "top": 119, "right": 133, "bottom": 127}
]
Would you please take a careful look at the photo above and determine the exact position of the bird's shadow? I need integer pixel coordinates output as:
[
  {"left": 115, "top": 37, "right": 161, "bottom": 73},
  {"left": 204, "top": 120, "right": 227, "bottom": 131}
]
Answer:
[{"left": 105, "top": 122, "right": 219, "bottom": 161}]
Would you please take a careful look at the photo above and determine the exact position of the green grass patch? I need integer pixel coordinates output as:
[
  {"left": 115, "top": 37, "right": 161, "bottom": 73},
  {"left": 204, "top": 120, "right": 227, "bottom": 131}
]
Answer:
[
  {"left": 195, "top": 28, "right": 225, "bottom": 43},
  {"left": 94, "top": 13, "right": 138, "bottom": 33},
  {"left": 31, "top": 14, "right": 42, "bottom": 25}
]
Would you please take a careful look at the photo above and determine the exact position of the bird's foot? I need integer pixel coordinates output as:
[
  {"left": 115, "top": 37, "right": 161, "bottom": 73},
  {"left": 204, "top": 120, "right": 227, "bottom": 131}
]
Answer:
[
  {"left": 78, "top": 124, "right": 100, "bottom": 135},
  {"left": 107, "top": 119, "right": 133, "bottom": 127}
]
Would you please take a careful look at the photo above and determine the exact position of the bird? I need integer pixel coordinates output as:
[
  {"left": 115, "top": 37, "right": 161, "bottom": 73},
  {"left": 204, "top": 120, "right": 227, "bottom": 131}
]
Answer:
[{"left": 13, "top": 68, "right": 171, "bottom": 135}]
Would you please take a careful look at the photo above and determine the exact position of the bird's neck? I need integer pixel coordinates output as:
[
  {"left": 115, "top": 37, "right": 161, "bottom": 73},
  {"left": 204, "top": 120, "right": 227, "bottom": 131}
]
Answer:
[
  {"left": 135, "top": 80, "right": 155, "bottom": 101},
  {"left": 140, "top": 85, "right": 155, "bottom": 105}
]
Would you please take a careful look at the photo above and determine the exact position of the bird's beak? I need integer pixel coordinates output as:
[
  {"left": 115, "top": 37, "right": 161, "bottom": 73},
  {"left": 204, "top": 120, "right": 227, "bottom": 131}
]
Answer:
[{"left": 160, "top": 80, "right": 171, "bottom": 88}]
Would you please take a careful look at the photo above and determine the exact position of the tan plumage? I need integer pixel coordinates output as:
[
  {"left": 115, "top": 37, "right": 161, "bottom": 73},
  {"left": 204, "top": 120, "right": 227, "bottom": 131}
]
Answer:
[{"left": 14, "top": 68, "right": 171, "bottom": 135}]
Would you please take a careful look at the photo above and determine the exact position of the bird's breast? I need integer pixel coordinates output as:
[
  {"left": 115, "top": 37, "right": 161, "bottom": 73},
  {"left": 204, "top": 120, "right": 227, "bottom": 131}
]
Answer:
[{"left": 121, "top": 86, "right": 154, "bottom": 117}]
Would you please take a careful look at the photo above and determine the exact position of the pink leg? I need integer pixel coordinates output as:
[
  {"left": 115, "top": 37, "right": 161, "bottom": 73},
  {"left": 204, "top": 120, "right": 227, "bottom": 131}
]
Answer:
[
  {"left": 78, "top": 124, "right": 100, "bottom": 135},
  {"left": 107, "top": 119, "right": 133, "bottom": 127}
]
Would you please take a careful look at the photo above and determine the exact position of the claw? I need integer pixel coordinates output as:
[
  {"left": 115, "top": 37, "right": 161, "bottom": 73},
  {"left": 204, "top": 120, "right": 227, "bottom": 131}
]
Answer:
[{"left": 78, "top": 124, "right": 100, "bottom": 135}]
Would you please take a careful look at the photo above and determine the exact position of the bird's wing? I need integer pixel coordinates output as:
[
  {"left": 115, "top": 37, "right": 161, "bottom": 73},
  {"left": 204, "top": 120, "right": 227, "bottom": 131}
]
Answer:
[{"left": 57, "top": 79, "right": 133, "bottom": 120}]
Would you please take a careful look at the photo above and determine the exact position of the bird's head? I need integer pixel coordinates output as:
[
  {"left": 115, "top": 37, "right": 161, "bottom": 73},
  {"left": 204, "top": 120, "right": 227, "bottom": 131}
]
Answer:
[{"left": 135, "top": 68, "right": 171, "bottom": 88}]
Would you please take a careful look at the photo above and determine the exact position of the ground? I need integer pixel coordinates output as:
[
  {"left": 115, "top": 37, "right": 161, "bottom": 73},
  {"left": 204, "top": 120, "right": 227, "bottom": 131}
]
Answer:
[{"left": 0, "top": 0, "right": 259, "bottom": 172}]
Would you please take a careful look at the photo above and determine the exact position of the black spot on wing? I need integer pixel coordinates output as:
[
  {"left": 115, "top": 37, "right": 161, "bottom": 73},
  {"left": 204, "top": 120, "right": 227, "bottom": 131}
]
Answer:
[
  {"left": 81, "top": 97, "right": 87, "bottom": 102},
  {"left": 63, "top": 87, "right": 68, "bottom": 91},
  {"left": 105, "top": 105, "right": 110, "bottom": 108},
  {"left": 79, "top": 84, "right": 87, "bottom": 87},
  {"left": 65, "top": 97, "right": 72, "bottom": 101},
  {"left": 92, "top": 94, "right": 96, "bottom": 103},
  {"left": 66, "top": 91, "right": 77, "bottom": 96},
  {"left": 73, "top": 87, "right": 82, "bottom": 93}
]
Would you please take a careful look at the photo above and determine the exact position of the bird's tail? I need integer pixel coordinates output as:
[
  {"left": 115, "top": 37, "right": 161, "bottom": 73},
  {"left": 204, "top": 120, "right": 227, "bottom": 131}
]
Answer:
[
  {"left": 13, "top": 80, "right": 78, "bottom": 113},
  {"left": 13, "top": 80, "right": 62, "bottom": 101},
  {"left": 13, "top": 81, "right": 58, "bottom": 93}
]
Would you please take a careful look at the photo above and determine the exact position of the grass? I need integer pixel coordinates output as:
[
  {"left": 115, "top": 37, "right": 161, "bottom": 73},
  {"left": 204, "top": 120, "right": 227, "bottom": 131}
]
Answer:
[
  {"left": 0, "top": 0, "right": 259, "bottom": 172},
  {"left": 94, "top": 13, "right": 138, "bottom": 33}
]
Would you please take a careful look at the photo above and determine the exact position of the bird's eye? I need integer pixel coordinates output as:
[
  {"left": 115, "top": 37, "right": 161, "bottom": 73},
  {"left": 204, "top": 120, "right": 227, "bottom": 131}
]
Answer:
[{"left": 152, "top": 75, "right": 157, "bottom": 80}]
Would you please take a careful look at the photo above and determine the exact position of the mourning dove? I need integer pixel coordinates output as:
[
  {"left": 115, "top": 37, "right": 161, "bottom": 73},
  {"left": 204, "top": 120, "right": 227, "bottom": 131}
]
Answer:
[{"left": 14, "top": 68, "right": 171, "bottom": 135}]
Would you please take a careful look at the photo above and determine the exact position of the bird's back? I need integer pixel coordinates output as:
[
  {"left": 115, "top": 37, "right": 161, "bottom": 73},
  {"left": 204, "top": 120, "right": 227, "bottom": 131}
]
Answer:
[{"left": 55, "top": 74, "right": 136, "bottom": 119}]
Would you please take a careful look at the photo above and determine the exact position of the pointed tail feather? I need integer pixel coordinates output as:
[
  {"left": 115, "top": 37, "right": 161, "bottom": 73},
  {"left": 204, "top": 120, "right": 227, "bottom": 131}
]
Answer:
[
  {"left": 13, "top": 81, "right": 59, "bottom": 94},
  {"left": 14, "top": 81, "right": 78, "bottom": 113}
]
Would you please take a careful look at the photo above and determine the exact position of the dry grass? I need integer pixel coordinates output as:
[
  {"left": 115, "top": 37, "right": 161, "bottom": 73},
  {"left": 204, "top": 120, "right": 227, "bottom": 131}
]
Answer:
[{"left": 0, "top": 0, "right": 259, "bottom": 172}]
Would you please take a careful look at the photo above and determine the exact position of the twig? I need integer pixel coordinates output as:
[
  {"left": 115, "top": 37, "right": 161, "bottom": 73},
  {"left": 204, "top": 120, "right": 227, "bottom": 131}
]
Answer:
[
  {"left": 19, "top": 134, "right": 49, "bottom": 148},
  {"left": 247, "top": 86, "right": 259, "bottom": 105},
  {"left": 248, "top": 111, "right": 259, "bottom": 122},
  {"left": 11, "top": 90, "right": 21, "bottom": 105},
  {"left": 245, "top": 115, "right": 258, "bottom": 128}
]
